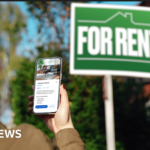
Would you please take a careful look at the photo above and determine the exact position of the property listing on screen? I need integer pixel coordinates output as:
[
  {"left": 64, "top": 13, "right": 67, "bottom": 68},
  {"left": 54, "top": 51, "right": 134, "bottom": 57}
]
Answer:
[{"left": 34, "top": 58, "right": 60, "bottom": 113}]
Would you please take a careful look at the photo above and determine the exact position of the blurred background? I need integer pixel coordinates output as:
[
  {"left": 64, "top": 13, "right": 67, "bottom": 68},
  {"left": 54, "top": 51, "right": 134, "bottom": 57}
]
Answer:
[{"left": 0, "top": 1, "right": 150, "bottom": 150}]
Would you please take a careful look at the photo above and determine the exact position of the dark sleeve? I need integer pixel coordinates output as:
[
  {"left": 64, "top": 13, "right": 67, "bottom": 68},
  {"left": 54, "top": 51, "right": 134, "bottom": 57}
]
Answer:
[{"left": 53, "top": 128, "right": 86, "bottom": 150}]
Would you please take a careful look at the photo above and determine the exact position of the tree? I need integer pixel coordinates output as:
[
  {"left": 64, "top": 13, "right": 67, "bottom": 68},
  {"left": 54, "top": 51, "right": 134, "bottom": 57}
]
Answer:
[
  {"left": 0, "top": 3, "right": 26, "bottom": 118},
  {"left": 26, "top": 1, "right": 90, "bottom": 50},
  {"left": 11, "top": 46, "right": 126, "bottom": 150},
  {"left": 11, "top": 51, "right": 150, "bottom": 150}
]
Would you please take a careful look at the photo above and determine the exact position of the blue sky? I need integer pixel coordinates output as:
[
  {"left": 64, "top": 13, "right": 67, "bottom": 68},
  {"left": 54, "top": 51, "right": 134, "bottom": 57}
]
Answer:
[
  {"left": 6, "top": 1, "right": 142, "bottom": 58},
  {"left": 15, "top": 2, "right": 39, "bottom": 57},
  {"left": 0, "top": 1, "right": 141, "bottom": 125}
]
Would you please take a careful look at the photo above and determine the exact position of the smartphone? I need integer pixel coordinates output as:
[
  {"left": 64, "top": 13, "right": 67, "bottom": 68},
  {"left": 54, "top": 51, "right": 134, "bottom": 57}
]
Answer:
[{"left": 33, "top": 57, "right": 62, "bottom": 114}]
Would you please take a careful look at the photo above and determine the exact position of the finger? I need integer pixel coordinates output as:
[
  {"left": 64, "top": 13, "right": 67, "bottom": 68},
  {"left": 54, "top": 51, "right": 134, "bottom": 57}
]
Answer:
[
  {"left": 28, "top": 107, "right": 40, "bottom": 117},
  {"left": 28, "top": 107, "right": 54, "bottom": 122},
  {"left": 28, "top": 95, "right": 34, "bottom": 101},
  {"left": 59, "top": 84, "right": 69, "bottom": 107},
  {"left": 28, "top": 107, "right": 40, "bottom": 116},
  {"left": 28, "top": 107, "right": 33, "bottom": 114},
  {"left": 28, "top": 102, "right": 33, "bottom": 107},
  {"left": 32, "top": 85, "right": 34, "bottom": 90},
  {"left": 28, "top": 107, "right": 44, "bottom": 120}
]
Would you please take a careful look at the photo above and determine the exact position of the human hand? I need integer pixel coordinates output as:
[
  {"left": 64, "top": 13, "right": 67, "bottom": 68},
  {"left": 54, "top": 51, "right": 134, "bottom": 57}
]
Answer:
[{"left": 28, "top": 84, "right": 74, "bottom": 134}]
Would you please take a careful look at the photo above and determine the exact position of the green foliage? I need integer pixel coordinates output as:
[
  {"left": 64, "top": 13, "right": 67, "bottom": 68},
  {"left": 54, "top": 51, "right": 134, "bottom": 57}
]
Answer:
[
  {"left": 11, "top": 47, "right": 150, "bottom": 150},
  {"left": 11, "top": 46, "right": 150, "bottom": 150},
  {"left": 113, "top": 79, "right": 150, "bottom": 150},
  {"left": 10, "top": 47, "right": 107, "bottom": 149}
]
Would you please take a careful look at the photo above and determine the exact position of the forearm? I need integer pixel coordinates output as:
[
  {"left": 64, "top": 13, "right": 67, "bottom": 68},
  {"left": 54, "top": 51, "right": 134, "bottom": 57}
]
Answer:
[{"left": 53, "top": 128, "right": 86, "bottom": 150}]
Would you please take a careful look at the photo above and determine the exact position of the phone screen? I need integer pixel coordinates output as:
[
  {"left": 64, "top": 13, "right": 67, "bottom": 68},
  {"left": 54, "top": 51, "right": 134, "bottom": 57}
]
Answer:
[{"left": 33, "top": 58, "right": 61, "bottom": 114}]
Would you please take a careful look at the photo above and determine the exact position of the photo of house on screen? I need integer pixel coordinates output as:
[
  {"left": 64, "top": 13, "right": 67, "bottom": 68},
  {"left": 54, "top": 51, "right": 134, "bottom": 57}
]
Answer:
[{"left": 36, "top": 58, "right": 60, "bottom": 80}]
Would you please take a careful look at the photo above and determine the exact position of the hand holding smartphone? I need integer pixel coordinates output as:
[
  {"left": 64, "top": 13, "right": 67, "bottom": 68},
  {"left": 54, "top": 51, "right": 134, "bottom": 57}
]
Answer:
[
  {"left": 33, "top": 57, "right": 62, "bottom": 114},
  {"left": 28, "top": 84, "right": 74, "bottom": 134},
  {"left": 28, "top": 57, "right": 74, "bottom": 134}
]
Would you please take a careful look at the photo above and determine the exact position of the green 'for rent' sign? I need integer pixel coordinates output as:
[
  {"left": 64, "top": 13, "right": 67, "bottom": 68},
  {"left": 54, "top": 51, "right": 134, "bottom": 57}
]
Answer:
[{"left": 70, "top": 3, "right": 150, "bottom": 78}]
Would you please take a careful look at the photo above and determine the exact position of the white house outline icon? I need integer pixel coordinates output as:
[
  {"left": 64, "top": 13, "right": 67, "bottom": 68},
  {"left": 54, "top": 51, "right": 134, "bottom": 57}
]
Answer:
[{"left": 78, "top": 11, "right": 150, "bottom": 27}]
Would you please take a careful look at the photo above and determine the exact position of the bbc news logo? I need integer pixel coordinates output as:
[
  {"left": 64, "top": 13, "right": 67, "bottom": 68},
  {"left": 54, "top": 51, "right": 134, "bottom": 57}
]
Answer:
[{"left": 0, "top": 130, "right": 21, "bottom": 138}]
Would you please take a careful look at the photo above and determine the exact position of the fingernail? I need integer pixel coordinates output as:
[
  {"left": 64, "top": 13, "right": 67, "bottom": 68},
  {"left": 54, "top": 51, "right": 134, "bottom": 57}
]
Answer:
[{"left": 63, "top": 84, "right": 65, "bottom": 89}]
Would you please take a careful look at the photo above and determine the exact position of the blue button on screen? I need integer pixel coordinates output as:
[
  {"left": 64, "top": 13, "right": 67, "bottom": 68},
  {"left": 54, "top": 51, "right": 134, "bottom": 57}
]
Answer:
[{"left": 35, "top": 105, "right": 48, "bottom": 109}]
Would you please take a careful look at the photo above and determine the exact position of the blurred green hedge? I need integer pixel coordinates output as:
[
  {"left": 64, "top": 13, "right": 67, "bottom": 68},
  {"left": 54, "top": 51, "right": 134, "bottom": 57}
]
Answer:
[{"left": 10, "top": 47, "right": 150, "bottom": 150}]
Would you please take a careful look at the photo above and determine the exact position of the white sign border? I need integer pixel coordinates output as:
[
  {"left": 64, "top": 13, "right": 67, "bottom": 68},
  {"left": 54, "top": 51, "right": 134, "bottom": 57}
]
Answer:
[{"left": 70, "top": 3, "right": 150, "bottom": 78}]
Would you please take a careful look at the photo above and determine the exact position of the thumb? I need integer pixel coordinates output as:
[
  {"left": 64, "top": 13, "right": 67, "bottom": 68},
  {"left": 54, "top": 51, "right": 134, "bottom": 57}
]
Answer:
[{"left": 59, "top": 84, "right": 69, "bottom": 107}]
